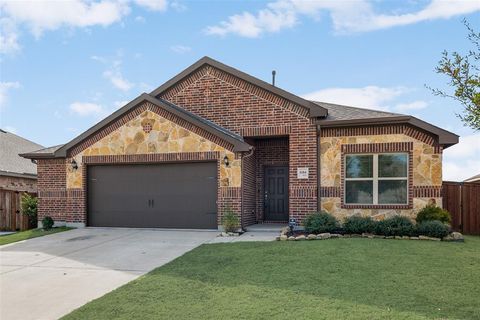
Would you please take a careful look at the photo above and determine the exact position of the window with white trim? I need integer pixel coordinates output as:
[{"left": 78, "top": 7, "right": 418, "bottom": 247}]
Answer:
[{"left": 344, "top": 153, "right": 408, "bottom": 205}]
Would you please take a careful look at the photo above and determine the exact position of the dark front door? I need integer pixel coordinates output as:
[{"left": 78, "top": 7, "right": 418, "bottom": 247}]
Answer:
[
  {"left": 264, "top": 166, "right": 289, "bottom": 221},
  {"left": 87, "top": 162, "right": 218, "bottom": 229}
]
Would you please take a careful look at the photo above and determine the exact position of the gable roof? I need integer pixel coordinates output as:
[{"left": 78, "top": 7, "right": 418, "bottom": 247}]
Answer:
[
  {"left": 0, "top": 129, "right": 43, "bottom": 177},
  {"left": 150, "top": 56, "right": 328, "bottom": 118},
  {"left": 311, "top": 101, "right": 459, "bottom": 148},
  {"left": 21, "top": 93, "right": 252, "bottom": 159}
]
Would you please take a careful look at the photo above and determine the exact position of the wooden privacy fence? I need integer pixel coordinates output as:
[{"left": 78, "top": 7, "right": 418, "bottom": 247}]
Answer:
[
  {"left": 442, "top": 181, "right": 480, "bottom": 235},
  {"left": 0, "top": 189, "right": 36, "bottom": 231}
]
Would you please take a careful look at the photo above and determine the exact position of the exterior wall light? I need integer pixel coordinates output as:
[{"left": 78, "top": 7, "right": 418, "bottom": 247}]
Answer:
[
  {"left": 71, "top": 159, "right": 78, "bottom": 170},
  {"left": 223, "top": 155, "right": 230, "bottom": 167}
]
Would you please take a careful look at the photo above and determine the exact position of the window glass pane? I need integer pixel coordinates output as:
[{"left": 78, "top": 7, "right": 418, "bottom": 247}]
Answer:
[
  {"left": 345, "top": 181, "right": 373, "bottom": 204},
  {"left": 346, "top": 155, "right": 373, "bottom": 178},
  {"left": 379, "top": 154, "right": 408, "bottom": 177},
  {"left": 378, "top": 180, "right": 407, "bottom": 204}
]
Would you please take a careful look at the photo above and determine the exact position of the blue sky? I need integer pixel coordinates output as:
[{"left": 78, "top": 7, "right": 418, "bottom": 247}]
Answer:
[{"left": 0, "top": 0, "right": 479, "bottom": 180}]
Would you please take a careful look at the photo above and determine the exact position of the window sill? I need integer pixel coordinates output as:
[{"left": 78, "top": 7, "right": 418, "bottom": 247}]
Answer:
[{"left": 341, "top": 204, "right": 412, "bottom": 210}]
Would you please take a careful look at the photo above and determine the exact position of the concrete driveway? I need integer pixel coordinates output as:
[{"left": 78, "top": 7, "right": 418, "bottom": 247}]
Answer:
[{"left": 0, "top": 228, "right": 217, "bottom": 320}]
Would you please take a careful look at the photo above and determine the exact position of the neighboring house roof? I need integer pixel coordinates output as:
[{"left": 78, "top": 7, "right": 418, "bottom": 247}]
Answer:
[
  {"left": 464, "top": 173, "right": 480, "bottom": 183},
  {"left": 311, "top": 101, "right": 458, "bottom": 148},
  {"left": 0, "top": 129, "right": 43, "bottom": 178},
  {"left": 150, "top": 56, "right": 328, "bottom": 118},
  {"left": 21, "top": 93, "right": 252, "bottom": 159}
]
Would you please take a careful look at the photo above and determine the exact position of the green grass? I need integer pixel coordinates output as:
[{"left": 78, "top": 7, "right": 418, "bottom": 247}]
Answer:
[
  {"left": 64, "top": 237, "right": 480, "bottom": 320},
  {"left": 0, "top": 227, "right": 72, "bottom": 246}
]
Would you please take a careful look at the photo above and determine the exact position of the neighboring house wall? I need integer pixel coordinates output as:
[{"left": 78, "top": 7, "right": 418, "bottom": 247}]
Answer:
[
  {"left": 36, "top": 103, "right": 241, "bottom": 226},
  {"left": 158, "top": 65, "right": 318, "bottom": 220},
  {"left": 320, "top": 124, "right": 442, "bottom": 220},
  {"left": 0, "top": 175, "right": 37, "bottom": 193}
]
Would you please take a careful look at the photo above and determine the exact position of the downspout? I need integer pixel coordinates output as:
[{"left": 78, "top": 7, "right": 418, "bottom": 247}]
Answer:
[
  {"left": 316, "top": 124, "right": 322, "bottom": 211},
  {"left": 240, "top": 147, "right": 255, "bottom": 230}
]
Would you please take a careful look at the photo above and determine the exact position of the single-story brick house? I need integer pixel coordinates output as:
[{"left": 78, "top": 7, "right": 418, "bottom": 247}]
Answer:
[{"left": 21, "top": 57, "right": 458, "bottom": 229}]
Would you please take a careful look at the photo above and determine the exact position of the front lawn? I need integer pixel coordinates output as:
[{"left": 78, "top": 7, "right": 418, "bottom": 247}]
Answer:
[
  {"left": 0, "top": 227, "right": 72, "bottom": 246},
  {"left": 64, "top": 237, "right": 480, "bottom": 320}
]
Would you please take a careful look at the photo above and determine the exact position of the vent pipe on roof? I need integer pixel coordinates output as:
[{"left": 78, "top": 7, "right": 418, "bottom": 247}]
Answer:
[{"left": 272, "top": 70, "right": 276, "bottom": 86}]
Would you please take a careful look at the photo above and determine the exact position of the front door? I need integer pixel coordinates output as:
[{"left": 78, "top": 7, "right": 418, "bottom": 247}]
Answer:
[{"left": 264, "top": 166, "right": 289, "bottom": 221}]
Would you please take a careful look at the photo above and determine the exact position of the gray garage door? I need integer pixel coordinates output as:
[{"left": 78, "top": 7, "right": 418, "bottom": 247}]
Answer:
[{"left": 87, "top": 162, "right": 217, "bottom": 229}]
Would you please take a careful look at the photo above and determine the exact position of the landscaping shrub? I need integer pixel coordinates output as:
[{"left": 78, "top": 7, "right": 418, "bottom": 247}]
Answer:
[
  {"left": 416, "top": 221, "right": 450, "bottom": 238},
  {"left": 416, "top": 204, "right": 451, "bottom": 224},
  {"left": 222, "top": 206, "right": 239, "bottom": 232},
  {"left": 374, "top": 216, "right": 415, "bottom": 236},
  {"left": 303, "top": 211, "right": 339, "bottom": 234},
  {"left": 21, "top": 193, "right": 38, "bottom": 228},
  {"left": 343, "top": 216, "right": 375, "bottom": 234},
  {"left": 42, "top": 216, "right": 54, "bottom": 230}
]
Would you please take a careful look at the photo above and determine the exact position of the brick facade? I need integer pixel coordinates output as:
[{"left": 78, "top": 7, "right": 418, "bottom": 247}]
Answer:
[
  {"left": 158, "top": 65, "right": 318, "bottom": 221},
  {"left": 31, "top": 60, "right": 452, "bottom": 228}
]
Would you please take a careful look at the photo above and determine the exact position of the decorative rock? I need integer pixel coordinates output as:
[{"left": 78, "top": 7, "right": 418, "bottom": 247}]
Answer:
[
  {"left": 402, "top": 236, "right": 410, "bottom": 240},
  {"left": 351, "top": 234, "right": 361, "bottom": 238},
  {"left": 367, "top": 235, "right": 375, "bottom": 239},
  {"left": 451, "top": 232, "right": 464, "bottom": 241},
  {"left": 386, "top": 236, "right": 394, "bottom": 239},
  {"left": 343, "top": 234, "right": 351, "bottom": 238},
  {"left": 394, "top": 236, "right": 403, "bottom": 240},
  {"left": 288, "top": 236, "right": 296, "bottom": 241},
  {"left": 410, "top": 237, "right": 420, "bottom": 240},
  {"left": 275, "top": 236, "right": 281, "bottom": 241},
  {"left": 280, "top": 227, "right": 290, "bottom": 236},
  {"left": 330, "top": 234, "right": 341, "bottom": 238},
  {"left": 280, "top": 235, "right": 288, "bottom": 241},
  {"left": 374, "top": 235, "right": 385, "bottom": 239},
  {"left": 307, "top": 234, "right": 317, "bottom": 240},
  {"left": 295, "top": 235, "right": 306, "bottom": 241},
  {"left": 419, "top": 235, "right": 440, "bottom": 241},
  {"left": 318, "top": 233, "right": 331, "bottom": 239}
]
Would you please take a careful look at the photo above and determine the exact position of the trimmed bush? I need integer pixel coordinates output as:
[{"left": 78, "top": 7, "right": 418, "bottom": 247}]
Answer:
[
  {"left": 416, "top": 205, "right": 451, "bottom": 224},
  {"left": 42, "top": 216, "right": 54, "bottom": 230},
  {"left": 374, "top": 216, "right": 415, "bottom": 237},
  {"left": 303, "top": 211, "right": 339, "bottom": 234},
  {"left": 221, "top": 206, "right": 240, "bottom": 233},
  {"left": 343, "top": 216, "right": 375, "bottom": 234},
  {"left": 21, "top": 193, "right": 38, "bottom": 228},
  {"left": 416, "top": 221, "right": 450, "bottom": 238}
]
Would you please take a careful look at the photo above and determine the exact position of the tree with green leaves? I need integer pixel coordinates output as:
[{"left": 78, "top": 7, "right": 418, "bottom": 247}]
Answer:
[{"left": 428, "top": 19, "right": 480, "bottom": 130}]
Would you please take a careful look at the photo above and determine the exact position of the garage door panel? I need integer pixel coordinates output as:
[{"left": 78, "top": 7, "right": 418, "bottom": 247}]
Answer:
[{"left": 87, "top": 162, "right": 217, "bottom": 229}]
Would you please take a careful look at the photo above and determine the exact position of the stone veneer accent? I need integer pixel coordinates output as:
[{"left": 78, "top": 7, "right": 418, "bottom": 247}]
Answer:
[{"left": 320, "top": 126, "right": 443, "bottom": 221}]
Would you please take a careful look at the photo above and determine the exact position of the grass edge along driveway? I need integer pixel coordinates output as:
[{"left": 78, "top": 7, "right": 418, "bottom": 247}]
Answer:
[
  {"left": 0, "top": 227, "right": 73, "bottom": 246},
  {"left": 63, "top": 236, "right": 480, "bottom": 320}
]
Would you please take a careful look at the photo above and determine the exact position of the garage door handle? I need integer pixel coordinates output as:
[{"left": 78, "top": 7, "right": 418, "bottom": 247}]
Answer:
[{"left": 152, "top": 199, "right": 154, "bottom": 207}]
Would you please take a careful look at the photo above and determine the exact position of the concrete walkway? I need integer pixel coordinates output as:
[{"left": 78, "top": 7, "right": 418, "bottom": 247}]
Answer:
[{"left": 0, "top": 228, "right": 217, "bottom": 320}]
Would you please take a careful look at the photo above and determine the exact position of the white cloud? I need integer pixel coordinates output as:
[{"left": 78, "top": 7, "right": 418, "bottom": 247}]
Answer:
[
  {"left": 134, "top": 0, "right": 168, "bottom": 11},
  {"left": 0, "top": 18, "right": 20, "bottom": 54},
  {"left": 92, "top": 53, "right": 134, "bottom": 91},
  {"left": 0, "top": 0, "right": 131, "bottom": 38},
  {"left": 0, "top": 81, "right": 20, "bottom": 109},
  {"left": 394, "top": 100, "right": 429, "bottom": 112},
  {"left": 170, "top": 45, "right": 192, "bottom": 54},
  {"left": 69, "top": 102, "right": 106, "bottom": 117},
  {"left": 206, "top": 0, "right": 480, "bottom": 37},
  {"left": 103, "top": 70, "right": 133, "bottom": 91},
  {"left": 303, "top": 85, "right": 407, "bottom": 111},
  {"left": 135, "top": 16, "right": 146, "bottom": 23},
  {"left": 0, "top": 0, "right": 178, "bottom": 54},
  {"left": 443, "top": 134, "right": 480, "bottom": 181}
]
